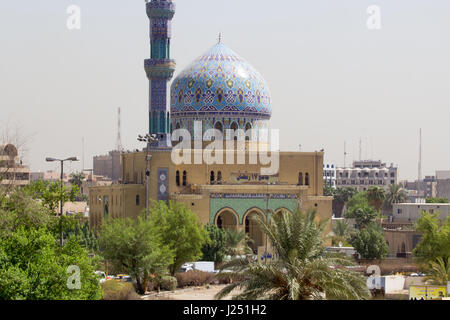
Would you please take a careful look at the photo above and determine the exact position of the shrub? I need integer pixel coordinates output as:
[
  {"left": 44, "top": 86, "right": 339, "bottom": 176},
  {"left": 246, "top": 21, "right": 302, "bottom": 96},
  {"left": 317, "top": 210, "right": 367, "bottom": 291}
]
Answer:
[
  {"left": 101, "top": 280, "right": 141, "bottom": 300},
  {"left": 175, "top": 270, "right": 215, "bottom": 287},
  {"left": 158, "top": 276, "right": 178, "bottom": 291}
]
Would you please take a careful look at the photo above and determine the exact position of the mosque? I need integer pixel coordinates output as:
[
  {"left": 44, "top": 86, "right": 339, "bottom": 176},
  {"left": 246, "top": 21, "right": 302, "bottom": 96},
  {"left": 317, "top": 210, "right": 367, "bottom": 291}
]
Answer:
[{"left": 89, "top": 0, "right": 332, "bottom": 253}]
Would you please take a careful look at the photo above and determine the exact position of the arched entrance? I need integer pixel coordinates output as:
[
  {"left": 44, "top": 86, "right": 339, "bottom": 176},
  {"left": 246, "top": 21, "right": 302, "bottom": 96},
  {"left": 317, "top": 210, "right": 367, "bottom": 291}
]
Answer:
[
  {"left": 243, "top": 209, "right": 266, "bottom": 254},
  {"left": 215, "top": 208, "right": 238, "bottom": 231}
]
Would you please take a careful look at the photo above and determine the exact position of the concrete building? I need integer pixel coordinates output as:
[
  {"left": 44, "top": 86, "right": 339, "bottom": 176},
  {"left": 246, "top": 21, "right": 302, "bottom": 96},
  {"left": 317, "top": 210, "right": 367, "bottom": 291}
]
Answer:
[
  {"left": 392, "top": 203, "right": 450, "bottom": 223},
  {"left": 93, "top": 150, "right": 122, "bottom": 182},
  {"left": 323, "top": 164, "right": 336, "bottom": 189},
  {"left": 436, "top": 171, "right": 450, "bottom": 201},
  {"left": 336, "top": 160, "right": 398, "bottom": 191},
  {"left": 0, "top": 144, "right": 30, "bottom": 187},
  {"left": 402, "top": 176, "right": 437, "bottom": 200},
  {"left": 89, "top": 1, "right": 333, "bottom": 255},
  {"left": 30, "top": 170, "right": 69, "bottom": 183}
]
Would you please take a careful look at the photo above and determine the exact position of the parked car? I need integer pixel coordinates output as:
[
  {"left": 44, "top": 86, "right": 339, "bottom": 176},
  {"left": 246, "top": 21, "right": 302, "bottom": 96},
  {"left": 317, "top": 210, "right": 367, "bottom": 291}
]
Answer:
[
  {"left": 180, "top": 261, "right": 215, "bottom": 273},
  {"left": 94, "top": 271, "right": 106, "bottom": 283},
  {"left": 115, "top": 274, "right": 132, "bottom": 282}
]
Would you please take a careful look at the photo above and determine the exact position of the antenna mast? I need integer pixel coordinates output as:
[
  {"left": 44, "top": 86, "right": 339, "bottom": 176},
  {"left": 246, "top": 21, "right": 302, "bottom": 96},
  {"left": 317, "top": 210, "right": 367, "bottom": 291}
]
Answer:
[
  {"left": 344, "top": 141, "right": 347, "bottom": 167},
  {"left": 116, "top": 107, "right": 123, "bottom": 152},
  {"left": 418, "top": 128, "right": 422, "bottom": 196},
  {"left": 359, "top": 138, "right": 362, "bottom": 161},
  {"left": 82, "top": 137, "right": 85, "bottom": 171}
]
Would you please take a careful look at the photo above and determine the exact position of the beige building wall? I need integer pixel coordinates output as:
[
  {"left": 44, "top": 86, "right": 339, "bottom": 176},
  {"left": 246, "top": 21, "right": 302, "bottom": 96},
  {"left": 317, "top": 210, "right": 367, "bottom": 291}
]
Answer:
[{"left": 90, "top": 149, "right": 332, "bottom": 247}]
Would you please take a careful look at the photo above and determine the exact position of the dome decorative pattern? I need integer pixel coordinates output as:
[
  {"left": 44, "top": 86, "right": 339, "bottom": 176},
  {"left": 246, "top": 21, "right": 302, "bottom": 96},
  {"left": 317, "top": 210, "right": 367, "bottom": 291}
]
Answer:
[{"left": 170, "top": 43, "right": 272, "bottom": 119}]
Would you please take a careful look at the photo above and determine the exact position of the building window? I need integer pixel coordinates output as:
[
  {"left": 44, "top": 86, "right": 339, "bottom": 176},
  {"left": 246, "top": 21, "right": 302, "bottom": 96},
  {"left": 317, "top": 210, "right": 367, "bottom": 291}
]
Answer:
[
  {"left": 104, "top": 196, "right": 109, "bottom": 217},
  {"left": 217, "top": 171, "right": 222, "bottom": 182},
  {"left": 176, "top": 170, "right": 180, "bottom": 186},
  {"left": 182, "top": 170, "right": 187, "bottom": 186},
  {"left": 214, "top": 121, "right": 223, "bottom": 133},
  {"left": 298, "top": 172, "right": 303, "bottom": 186},
  {"left": 136, "top": 195, "right": 140, "bottom": 206},
  {"left": 305, "top": 173, "right": 310, "bottom": 186},
  {"left": 210, "top": 171, "right": 215, "bottom": 184},
  {"left": 230, "top": 122, "right": 238, "bottom": 140}
]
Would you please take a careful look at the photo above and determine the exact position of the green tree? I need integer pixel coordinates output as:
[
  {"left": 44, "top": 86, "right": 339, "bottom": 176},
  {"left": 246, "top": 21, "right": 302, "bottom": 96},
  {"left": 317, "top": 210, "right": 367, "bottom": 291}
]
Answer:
[
  {"left": 66, "top": 220, "right": 99, "bottom": 252},
  {"left": 22, "top": 180, "right": 79, "bottom": 215},
  {"left": 69, "top": 172, "right": 85, "bottom": 189},
  {"left": 201, "top": 224, "right": 227, "bottom": 264},
  {"left": 367, "top": 186, "right": 386, "bottom": 213},
  {"left": 224, "top": 229, "right": 253, "bottom": 256},
  {"left": 0, "top": 189, "right": 51, "bottom": 238},
  {"left": 323, "top": 184, "right": 334, "bottom": 197},
  {"left": 149, "top": 201, "right": 208, "bottom": 275},
  {"left": 412, "top": 211, "right": 450, "bottom": 264},
  {"left": 332, "top": 187, "right": 358, "bottom": 218},
  {"left": 345, "top": 203, "right": 378, "bottom": 229},
  {"left": 349, "top": 223, "right": 389, "bottom": 260},
  {"left": 332, "top": 219, "right": 353, "bottom": 246},
  {"left": 424, "top": 257, "right": 450, "bottom": 285},
  {"left": 99, "top": 214, "right": 174, "bottom": 294},
  {"left": 215, "top": 209, "right": 370, "bottom": 300},
  {"left": 384, "top": 184, "right": 408, "bottom": 213},
  {"left": 0, "top": 227, "right": 102, "bottom": 300}
]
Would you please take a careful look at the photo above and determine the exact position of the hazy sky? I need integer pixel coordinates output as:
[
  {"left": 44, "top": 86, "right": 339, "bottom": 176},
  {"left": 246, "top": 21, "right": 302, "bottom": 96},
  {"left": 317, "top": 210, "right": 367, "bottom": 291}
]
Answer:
[{"left": 1, "top": 0, "right": 449, "bottom": 180}]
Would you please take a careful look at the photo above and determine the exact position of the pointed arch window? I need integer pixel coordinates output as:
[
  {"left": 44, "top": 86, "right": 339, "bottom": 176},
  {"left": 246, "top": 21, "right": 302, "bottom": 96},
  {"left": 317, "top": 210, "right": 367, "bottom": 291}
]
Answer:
[
  {"left": 214, "top": 121, "right": 223, "bottom": 133},
  {"left": 305, "top": 173, "right": 310, "bottom": 186},
  {"left": 182, "top": 170, "right": 187, "bottom": 186},
  {"left": 176, "top": 170, "right": 180, "bottom": 186},
  {"left": 298, "top": 172, "right": 303, "bottom": 186},
  {"left": 210, "top": 171, "right": 215, "bottom": 184}
]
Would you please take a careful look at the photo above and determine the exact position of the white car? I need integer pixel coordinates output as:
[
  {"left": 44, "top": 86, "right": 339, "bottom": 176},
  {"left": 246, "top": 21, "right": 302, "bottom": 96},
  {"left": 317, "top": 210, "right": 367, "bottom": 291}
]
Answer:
[{"left": 95, "top": 271, "right": 107, "bottom": 283}]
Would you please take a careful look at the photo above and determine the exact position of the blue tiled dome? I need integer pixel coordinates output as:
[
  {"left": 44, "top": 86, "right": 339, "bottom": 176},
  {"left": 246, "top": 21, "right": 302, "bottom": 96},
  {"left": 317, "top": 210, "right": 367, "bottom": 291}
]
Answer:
[{"left": 170, "top": 43, "right": 272, "bottom": 120}]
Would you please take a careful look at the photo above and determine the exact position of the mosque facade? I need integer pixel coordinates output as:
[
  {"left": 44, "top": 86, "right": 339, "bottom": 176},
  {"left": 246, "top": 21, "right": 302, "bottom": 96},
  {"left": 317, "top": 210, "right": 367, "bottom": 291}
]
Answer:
[{"left": 89, "top": 0, "right": 332, "bottom": 253}]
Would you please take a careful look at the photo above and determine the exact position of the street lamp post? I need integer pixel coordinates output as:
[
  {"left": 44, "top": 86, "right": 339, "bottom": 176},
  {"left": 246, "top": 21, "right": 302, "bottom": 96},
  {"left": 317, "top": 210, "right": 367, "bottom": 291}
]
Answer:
[
  {"left": 137, "top": 134, "right": 157, "bottom": 219},
  {"left": 46, "top": 156, "right": 78, "bottom": 246}
]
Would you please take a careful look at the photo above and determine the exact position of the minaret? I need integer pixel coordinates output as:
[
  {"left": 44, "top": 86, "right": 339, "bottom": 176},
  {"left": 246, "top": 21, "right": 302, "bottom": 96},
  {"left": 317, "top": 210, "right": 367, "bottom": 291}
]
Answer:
[{"left": 144, "top": 0, "right": 176, "bottom": 148}]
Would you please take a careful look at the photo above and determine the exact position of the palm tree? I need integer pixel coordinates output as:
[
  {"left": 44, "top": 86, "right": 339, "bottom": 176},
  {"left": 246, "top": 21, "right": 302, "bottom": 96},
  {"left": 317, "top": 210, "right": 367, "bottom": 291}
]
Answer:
[
  {"left": 69, "top": 172, "right": 85, "bottom": 189},
  {"left": 215, "top": 209, "right": 371, "bottom": 300},
  {"left": 225, "top": 229, "right": 253, "bottom": 256},
  {"left": 333, "top": 187, "right": 358, "bottom": 218},
  {"left": 384, "top": 184, "right": 408, "bottom": 213},
  {"left": 424, "top": 257, "right": 449, "bottom": 285},
  {"left": 367, "top": 186, "right": 385, "bottom": 213},
  {"left": 331, "top": 219, "right": 353, "bottom": 246}
]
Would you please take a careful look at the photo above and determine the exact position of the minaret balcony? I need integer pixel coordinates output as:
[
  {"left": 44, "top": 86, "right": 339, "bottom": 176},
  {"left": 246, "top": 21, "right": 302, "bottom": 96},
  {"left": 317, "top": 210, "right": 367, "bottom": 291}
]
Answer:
[
  {"left": 146, "top": 1, "right": 175, "bottom": 19},
  {"left": 144, "top": 59, "right": 176, "bottom": 79}
]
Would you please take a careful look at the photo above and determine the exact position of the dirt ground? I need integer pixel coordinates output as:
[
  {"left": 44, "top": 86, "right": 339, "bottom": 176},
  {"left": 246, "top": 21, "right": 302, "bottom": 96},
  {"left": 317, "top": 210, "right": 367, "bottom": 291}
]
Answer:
[{"left": 142, "top": 285, "right": 238, "bottom": 300}]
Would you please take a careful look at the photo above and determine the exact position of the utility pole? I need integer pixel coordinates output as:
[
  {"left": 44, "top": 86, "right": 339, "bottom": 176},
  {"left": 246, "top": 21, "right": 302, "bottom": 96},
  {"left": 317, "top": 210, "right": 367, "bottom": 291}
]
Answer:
[
  {"left": 46, "top": 157, "right": 78, "bottom": 246},
  {"left": 138, "top": 134, "right": 157, "bottom": 219}
]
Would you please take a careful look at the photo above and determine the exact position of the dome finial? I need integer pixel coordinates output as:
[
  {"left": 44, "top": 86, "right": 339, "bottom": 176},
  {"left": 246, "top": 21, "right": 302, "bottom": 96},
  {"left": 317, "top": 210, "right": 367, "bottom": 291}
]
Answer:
[{"left": 218, "top": 32, "right": 222, "bottom": 44}]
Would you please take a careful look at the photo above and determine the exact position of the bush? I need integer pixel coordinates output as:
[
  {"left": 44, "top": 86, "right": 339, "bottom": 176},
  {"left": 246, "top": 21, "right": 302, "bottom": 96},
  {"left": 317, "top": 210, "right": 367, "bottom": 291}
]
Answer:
[
  {"left": 101, "top": 280, "right": 141, "bottom": 300},
  {"left": 158, "top": 276, "right": 178, "bottom": 291},
  {"left": 176, "top": 270, "right": 215, "bottom": 288}
]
